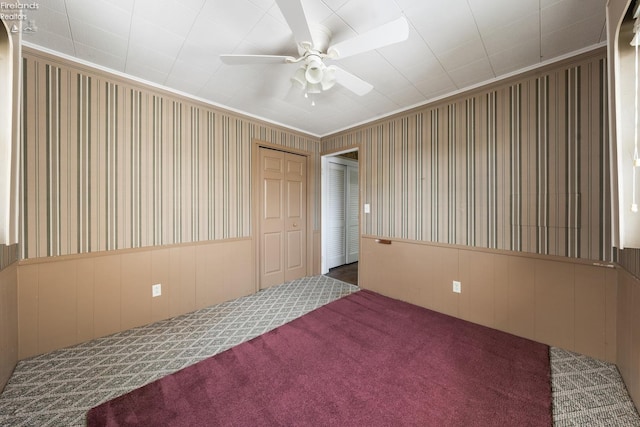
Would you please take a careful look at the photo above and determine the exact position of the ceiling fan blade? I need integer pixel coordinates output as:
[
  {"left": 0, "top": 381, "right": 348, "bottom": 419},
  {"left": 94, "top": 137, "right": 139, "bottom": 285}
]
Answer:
[
  {"left": 220, "top": 54, "right": 295, "bottom": 65},
  {"left": 332, "top": 66, "right": 373, "bottom": 96},
  {"left": 328, "top": 16, "right": 409, "bottom": 60},
  {"left": 276, "top": 0, "right": 314, "bottom": 45}
]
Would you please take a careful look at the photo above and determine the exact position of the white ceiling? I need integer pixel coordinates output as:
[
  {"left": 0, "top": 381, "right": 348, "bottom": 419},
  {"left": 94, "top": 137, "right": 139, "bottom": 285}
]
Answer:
[{"left": 19, "top": 0, "right": 607, "bottom": 136}]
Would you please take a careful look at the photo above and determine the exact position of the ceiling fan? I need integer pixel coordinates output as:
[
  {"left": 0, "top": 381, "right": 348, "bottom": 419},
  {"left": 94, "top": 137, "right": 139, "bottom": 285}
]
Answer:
[{"left": 220, "top": 0, "right": 409, "bottom": 98}]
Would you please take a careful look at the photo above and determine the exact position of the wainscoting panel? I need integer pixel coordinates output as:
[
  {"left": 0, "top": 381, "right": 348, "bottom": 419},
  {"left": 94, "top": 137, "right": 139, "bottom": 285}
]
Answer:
[
  {"left": 0, "top": 262, "right": 17, "bottom": 393},
  {"left": 16, "top": 239, "right": 253, "bottom": 359},
  {"left": 617, "top": 268, "right": 640, "bottom": 407},
  {"left": 20, "top": 48, "right": 321, "bottom": 261},
  {"left": 324, "top": 49, "right": 611, "bottom": 262},
  {"left": 360, "top": 236, "right": 617, "bottom": 363}
]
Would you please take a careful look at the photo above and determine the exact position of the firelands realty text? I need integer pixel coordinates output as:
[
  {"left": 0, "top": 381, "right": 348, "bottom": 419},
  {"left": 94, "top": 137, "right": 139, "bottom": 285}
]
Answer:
[{"left": 1, "top": 2, "right": 38, "bottom": 21}]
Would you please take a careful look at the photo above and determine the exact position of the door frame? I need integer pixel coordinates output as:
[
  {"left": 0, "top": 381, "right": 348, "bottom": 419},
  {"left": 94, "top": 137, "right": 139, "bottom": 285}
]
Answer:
[
  {"left": 252, "top": 140, "right": 314, "bottom": 292},
  {"left": 320, "top": 146, "right": 360, "bottom": 275}
]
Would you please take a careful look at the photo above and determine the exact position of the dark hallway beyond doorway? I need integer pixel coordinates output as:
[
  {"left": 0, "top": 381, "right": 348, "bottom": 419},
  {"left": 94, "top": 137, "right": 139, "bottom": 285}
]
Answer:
[{"left": 325, "top": 262, "right": 358, "bottom": 286}]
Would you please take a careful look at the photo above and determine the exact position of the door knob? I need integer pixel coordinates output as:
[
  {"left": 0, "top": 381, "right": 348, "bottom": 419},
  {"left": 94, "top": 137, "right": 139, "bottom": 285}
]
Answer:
[{"left": 293, "top": 223, "right": 298, "bottom": 227}]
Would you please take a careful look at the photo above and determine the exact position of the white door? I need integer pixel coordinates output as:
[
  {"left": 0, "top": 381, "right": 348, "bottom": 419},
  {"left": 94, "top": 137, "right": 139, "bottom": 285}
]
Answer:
[
  {"left": 346, "top": 166, "right": 359, "bottom": 264},
  {"left": 326, "top": 162, "right": 346, "bottom": 269},
  {"left": 326, "top": 158, "right": 358, "bottom": 269}
]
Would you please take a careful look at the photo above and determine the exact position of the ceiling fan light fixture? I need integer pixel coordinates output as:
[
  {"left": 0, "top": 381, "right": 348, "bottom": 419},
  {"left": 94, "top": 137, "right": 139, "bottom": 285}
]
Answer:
[
  {"left": 305, "top": 57, "right": 325, "bottom": 84},
  {"left": 321, "top": 66, "right": 336, "bottom": 90},
  {"left": 306, "top": 82, "right": 322, "bottom": 94},
  {"left": 291, "top": 66, "right": 307, "bottom": 88}
]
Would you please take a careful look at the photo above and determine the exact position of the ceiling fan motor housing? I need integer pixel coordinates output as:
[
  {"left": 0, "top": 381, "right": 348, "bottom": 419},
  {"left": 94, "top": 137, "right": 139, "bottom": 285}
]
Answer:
[{"left": 297, "top": 24, "right": 332, "bottom": 56}]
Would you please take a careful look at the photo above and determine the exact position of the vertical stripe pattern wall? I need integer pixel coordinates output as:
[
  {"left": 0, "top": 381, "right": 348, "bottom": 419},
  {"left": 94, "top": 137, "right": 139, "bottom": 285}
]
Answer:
[
  {"left": 323, "top": 50, "right": 612, "bottom": 262},
  {"left": 0, "top": 244, "right": 18, "bottom": 271},
  {"left": 21, "top": 50, "right": 320, "bottom": 260},
  {"left": 618, "top": 248, "right": 640, "bottom": 279}
]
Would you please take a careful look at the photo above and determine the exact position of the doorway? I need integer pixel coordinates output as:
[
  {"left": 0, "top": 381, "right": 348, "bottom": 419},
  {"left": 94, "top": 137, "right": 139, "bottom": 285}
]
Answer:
[{"left": 321, "top": 149, "right": 359, "bottom": 286}]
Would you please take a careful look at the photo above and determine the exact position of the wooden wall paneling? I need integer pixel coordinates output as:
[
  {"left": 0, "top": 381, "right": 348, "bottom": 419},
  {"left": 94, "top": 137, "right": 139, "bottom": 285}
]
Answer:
[
  {"left": 618, "top": 270, "right": 640, "bottom": 405},
  {"left": 194, "top": 243, "right": 225, "bottom": 310},
  {"left": 0, "top": 263, "right": 18, "bottom": 392},
  {"left": 76, "top": 257, "right": 94, "bottom": 343},
  {"left": 219, "top": 239, "right": 253, "bottom": 303},
  {"left": 616, "top": 270, "right": 633, "bottom": 392},
  {"left": 491, "top": 254, "right": 511, "bottom": 333},
  {"left": 389, "top": 241, "right": 422, "bottom": 305},
  {"left": 459, "top": 250, "right": 495, "bottom": 328},
  {"left": 17, "top": 264, "right": 38, "bottom": 359},
  {"left": 632, "top": 275, "right": 640, "bottom": 404},
  {"left": 605, "top": 267, "right": 617, "bottom": 362},
  {"left": 359, "top": 237, "right": 395, "bottom": 296},
  {"left": 574, "top": 264, "right": 607, "bottom": 360},
  {"left": 93, "top": 254, "right": 122, "bottom": 338},
  {"left": 359, "top": 238, "right": 615, "bottom": 362},
  {"left": 405, "top": 244, "right": 436, "bottom": 309},
  {"left": 534, "top": 259, "right": 575, "bottom": 349},
  {"left": 170, "top": 245, "right": 197, "bottom": 318},
  {"left": 151, "top": 248, "right": 171, "bottom": 323},
  {"left": 121, "top": 251, "right": 152, "bottom": 331},
  {"left": 37, "top": 260, "right": 78, "bottom": 354},
  {"left": 424, "top": 244, "right": 460, "bottom": 318},
  {"left": 506, "top": 255, "right": 536, "bottom": 341},
  {"left": 15, "top": 239, "right": 255, "bottom": 358}
]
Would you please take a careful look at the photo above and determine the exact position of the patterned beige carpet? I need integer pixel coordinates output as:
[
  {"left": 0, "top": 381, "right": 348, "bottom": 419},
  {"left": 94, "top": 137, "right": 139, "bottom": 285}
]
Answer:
[{"left": 0, "top": 276, "right": 638, "bottom": 426}]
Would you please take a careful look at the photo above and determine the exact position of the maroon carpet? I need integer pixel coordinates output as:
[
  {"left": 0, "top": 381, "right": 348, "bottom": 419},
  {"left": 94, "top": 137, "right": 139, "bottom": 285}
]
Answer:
[{"left": 87, "top": 290, "right": 552, "bottom": 426}]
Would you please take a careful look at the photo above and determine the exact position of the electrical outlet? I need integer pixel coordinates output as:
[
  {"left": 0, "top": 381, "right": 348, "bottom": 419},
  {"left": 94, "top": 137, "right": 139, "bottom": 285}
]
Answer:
[
  {"left": 452, "top": 281, "right": 461, "bottom": 293},
  {"left": 152, "top": 283, "right": 162, "bottom": 297}
]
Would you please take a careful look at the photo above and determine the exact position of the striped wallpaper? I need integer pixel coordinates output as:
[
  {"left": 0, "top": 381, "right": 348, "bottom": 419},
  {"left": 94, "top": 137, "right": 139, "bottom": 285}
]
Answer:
[
  {"left": 21, "top": 49, "right": 320, "bottom": 260},
  {"left": 0, "top": 244, "right": 18, "bottom": 271},
  {"left": 618, "top": 248, "right": 640, "bottom": 280},
  {"left": 324, "top": 49, "right": 613, "bottom": 262}
]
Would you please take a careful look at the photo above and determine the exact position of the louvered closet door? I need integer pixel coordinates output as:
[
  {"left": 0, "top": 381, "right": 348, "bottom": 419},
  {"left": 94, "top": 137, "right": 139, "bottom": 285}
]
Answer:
[
  {"left": 326, "top": 162, "right": 347, "bottom": 269},
  {"left": 346, "top": 166, "right": 359, "bottom": 264}
]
